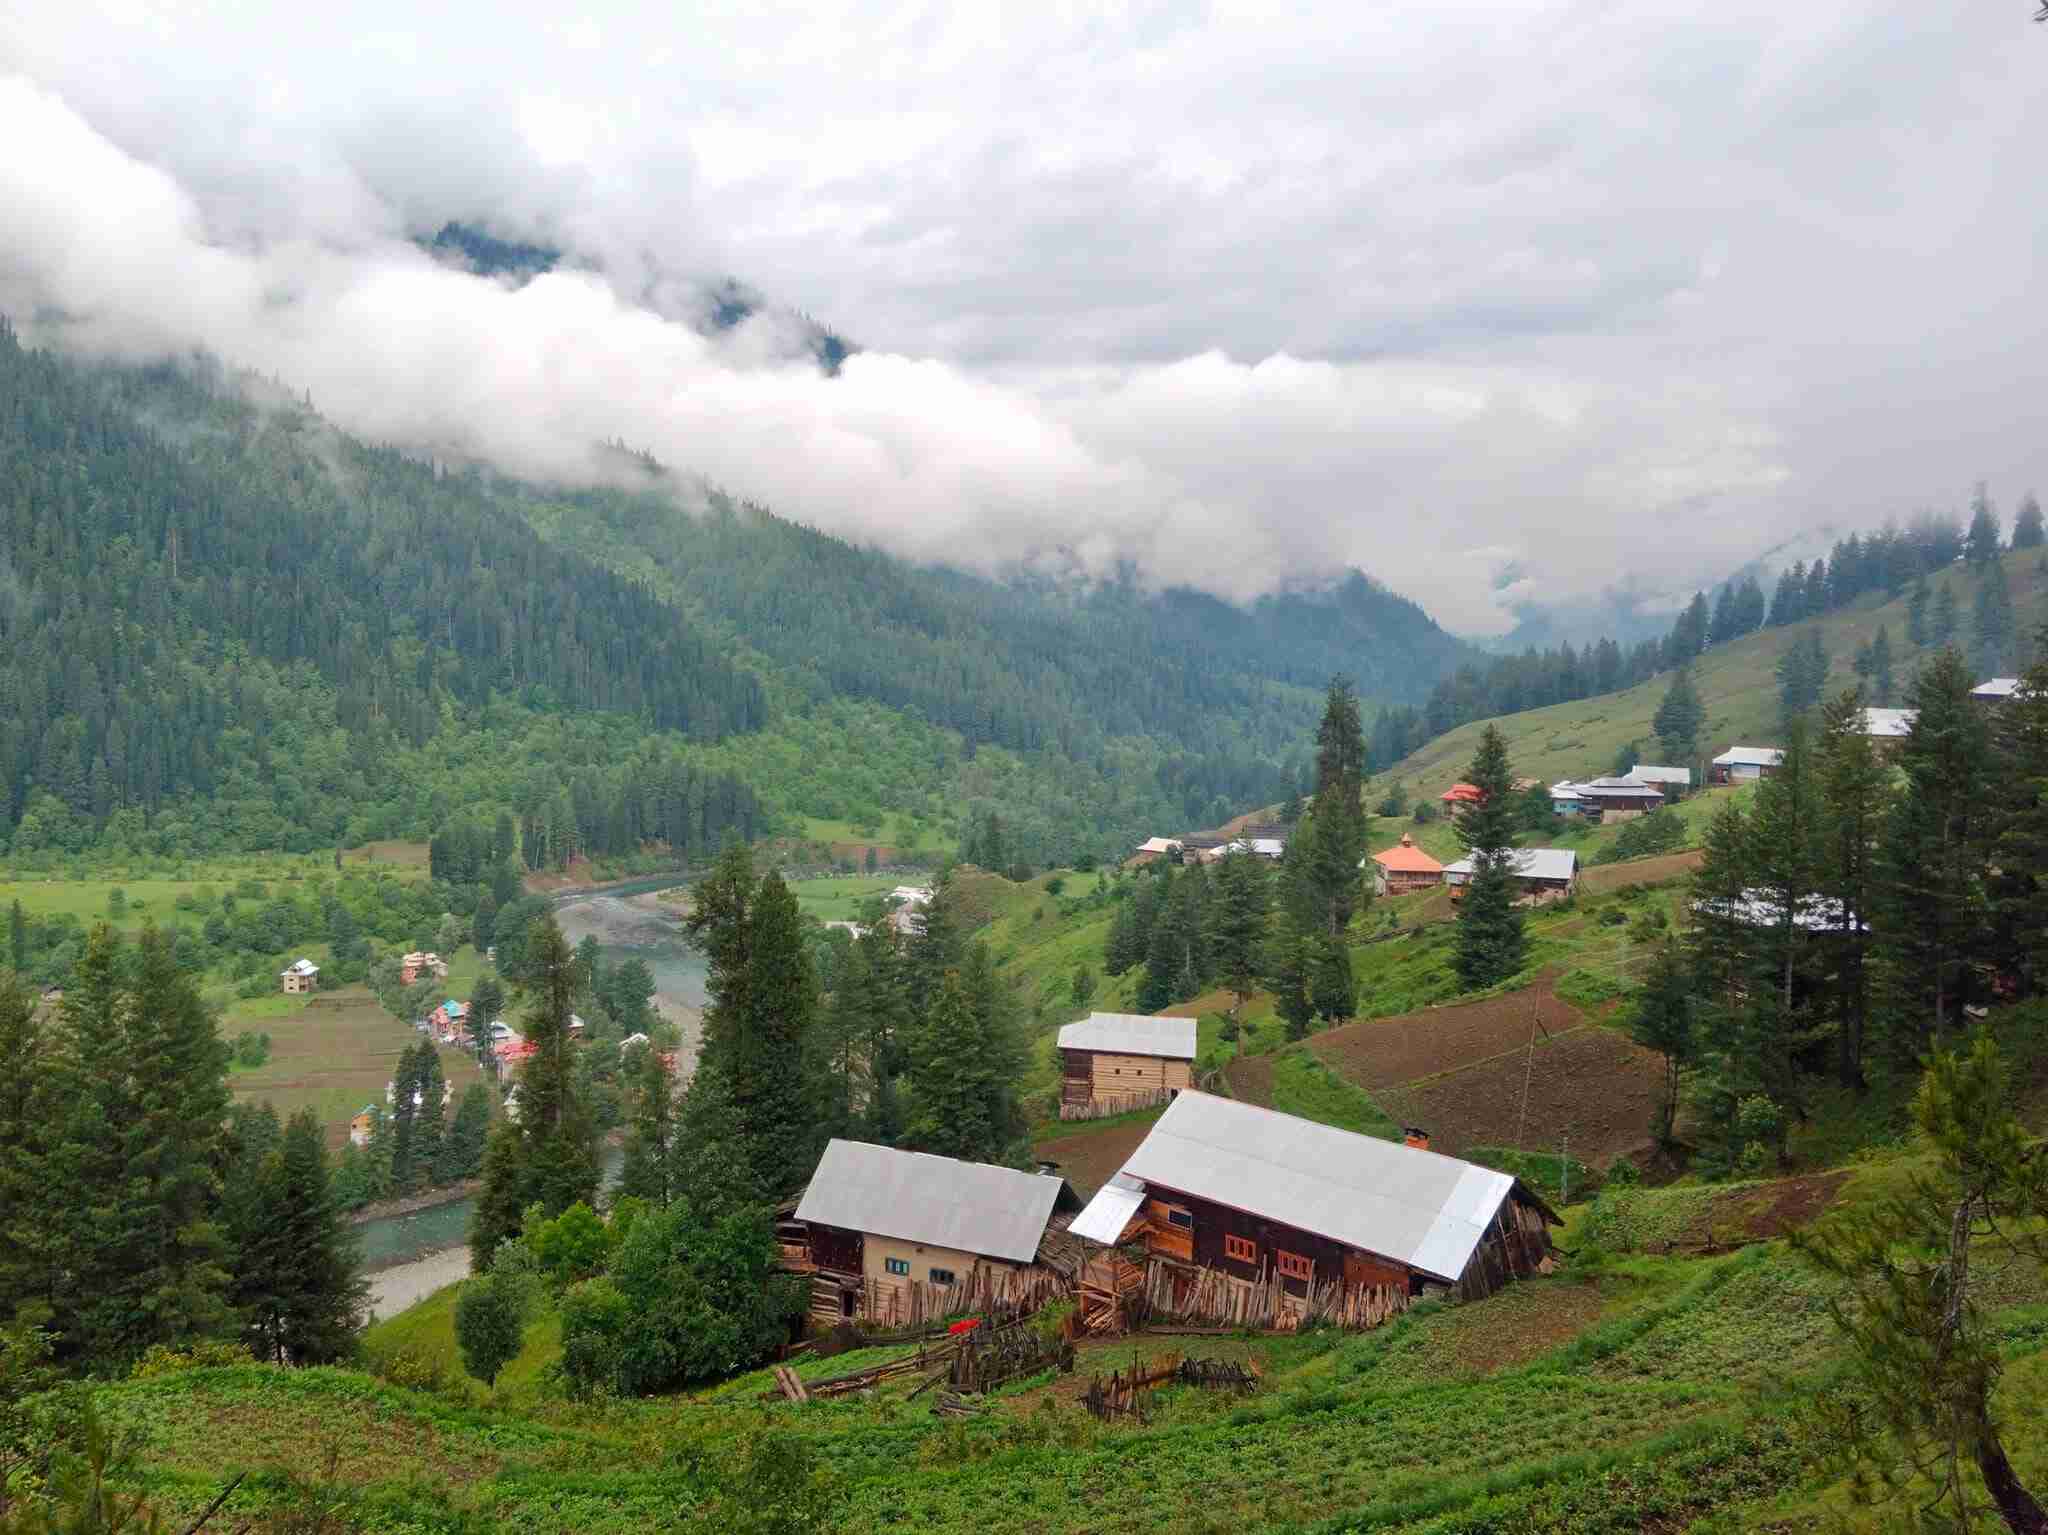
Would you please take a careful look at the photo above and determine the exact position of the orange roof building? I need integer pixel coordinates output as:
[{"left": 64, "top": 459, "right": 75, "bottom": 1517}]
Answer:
[
  {"left": 1438, "top": 782, "right": 1485, "bottom": 819},
  {"left": 1370, "top": 833, "right": 1445, "bottom": 895}
]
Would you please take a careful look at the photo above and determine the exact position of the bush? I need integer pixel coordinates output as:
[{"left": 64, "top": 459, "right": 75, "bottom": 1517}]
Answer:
[
  {"left": 129, "top": 1340, "right": 255, "bottom": 1378},
  {"left": 1590, "top": 808, "right": 1687, "bottom": 865},
  {"left": 527, "top": 1201, "right": 611, "bottom": 1286},
  {"left": 369, "top": 1345, "right": 449, "bottom": 1393},
  {"left": 454, "top": 1275, "right": 526, "bottom": 1386},
  {"left": 232, "top": 1030, "right": 271, "bottom": 1067}
]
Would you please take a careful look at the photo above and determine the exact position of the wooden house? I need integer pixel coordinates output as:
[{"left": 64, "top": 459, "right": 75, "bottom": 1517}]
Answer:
[
  {"left": 1369, "top": 833, "right": 1443, "bottom": 896},
  {"left": 1628, "top": 764, "right": 1691, "bottom": 797},
  {"left": 1069, "top": 1092, "right": 1557, "bottom": 1326},
  {"left": 1570, "top": 777, "right": 1664, "bottom": 822},
  {"left": 279, "top": 958, "right": 319, "bottom": 994},
  {"left": 1129, "top": 836, "right": 1180, "bottom": 867},
  {"left": 1860, "top": 707, "right": 1917, "bottom": 754},
  {"left": 400, "top": 951, "right": 449, "bottom": 985},
  {"left": 1548, "top": 781, "right": 1592, "bottom": 818},
  {"left": 1438, "top": 782, "right": 1484, "bottom": 819},
  {"left": 1441, "top": 847, "right": 1578, "bottom": 905},
  {"left": 1057, "top": 1013, "right": 1196, "bottom": 1116},
  {"left": 794, "top": 1140, "right": 1080, "bottom": 1328},
  {"left": 1971, "top": 677, "right": 2024, "bottom": 707},
  {"left": 1710, "top": 746, "right": 1784, "bottom": 784}
]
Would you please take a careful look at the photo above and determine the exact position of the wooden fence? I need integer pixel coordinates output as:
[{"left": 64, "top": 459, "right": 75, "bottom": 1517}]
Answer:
[
  {"left": 1080, "top": 1351, "right": 1262, "bottom": 1419},
  {"left": 1057, "top": 1086, "right": 1176, "bottom": 1122},
  {"left": 811, "top": 1261, "right": 1071, "bottom": 1332},
  {"left": 1137, "top": 1257, "right": 1410, "bottom": 1333}
]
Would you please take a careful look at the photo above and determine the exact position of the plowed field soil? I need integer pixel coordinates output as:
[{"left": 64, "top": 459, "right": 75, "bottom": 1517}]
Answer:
[
  {"left": 1372, "top": 1026, "right": 1667, "bottom": 1163},
  {"left": 1308, "top": 974, "right": 1584, "bottom": 1091},
  {"left": 1222, "top": 1054, "right": 1276, "bottom": 1107},
  {"left": 1685, "top": 1172, "right": 1849, "bottom": 1245},
  {"left": 1034, "top": 1116, "right": 1161, "bottom": 1196}
]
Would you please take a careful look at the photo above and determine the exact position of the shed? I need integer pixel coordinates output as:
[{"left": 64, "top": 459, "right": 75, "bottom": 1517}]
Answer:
[
  {"left": 795, "top": 1140, "right": 1080, "bottom": 1324},
  {"left": 1441, "top": 847, "right": 1578, "bottom": 904},
  {"left": 1070, "top": 1092, "right": 1556, "bottom": 1313},
  {"left": 1710, "top": 746, "right": 1784, "bottom": 783},
  {"left": 1628, "top": 764, "right": 1692, "bottom": 792},
  {"left": 1057, "top": 1012, "right": 1197, "bottom": 1114},
  {"left": 1368, "top": 833, "right": 1444, "bottom": 896}
]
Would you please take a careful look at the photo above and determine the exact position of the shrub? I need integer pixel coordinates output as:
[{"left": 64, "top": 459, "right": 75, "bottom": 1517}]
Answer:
[
  {"left": 369, "top": 1345, "right": 449, "bottom": 1393},
  {"left": 129, "top": 1340, "right": 255, "bottom": 1379},
  {"left": 454, "top": 1275, "right": 526, "bottom": 1386},
  {"left": 527, "top": 1201, "right": 611, "bottom": 1286},
  {"left": 1590, "top": 808, "right": 1687, "bottom": 865},
  {"left": 232, "top": 1030, "right": 271, "bottom": 1067}
]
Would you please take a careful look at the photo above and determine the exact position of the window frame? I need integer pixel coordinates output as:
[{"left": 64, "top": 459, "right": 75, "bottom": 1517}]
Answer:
[
  {"left": 927, "top": 1266, "right": 957, "bottom": 1286},
  {"left": 1274, "top": 1248, "right": 1314, "bottom": 1282},
  {"left": 1163, "top": 1205, "right": 1195, "bottom": 1231},
  {"left": 1222, "top": 1233, "right": 1258, "bottom": 1265},
  {"left": 884, "top": 1257, "right": 910, "bottom": 1277}
]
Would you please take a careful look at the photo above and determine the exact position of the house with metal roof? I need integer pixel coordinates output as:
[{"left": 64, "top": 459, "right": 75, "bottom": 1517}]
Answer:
[
  {"left": 1440, "top": 847, "right": 1579, "bottom": 905},
  {"left": 1057, "top": 1013, "right": 1197, "bottom": 1117},
  {"left": 1629, "top": 764, "right": 1692, "bottom": 792},
  {"left": 1548, "top": 780, "right": 1593, "bottom": 817},
  {"left": 1069, "top": 1092, "right": 1556, "bottom": 1324},
  {"left": 1971, "top": 677, "right": 2026, "bottom": 705},
  {"left": 1860, "top": 706, "right": 1917, "bottom": 741},
  {"left": 1571, "top": 776, "right": 1668, "bottom": 823},
  {"left": 1710, "top": 745, "right": 1785, "bottom": 783},
  {"left": 279, "top": 957, "right": 319, "bottom": 994},
  {"left": 1368, "top": 833, "right": 1444, "bottom": 896},
  {"left": 794, "top": 1139, "right": 1081, "bottom": 1327}
]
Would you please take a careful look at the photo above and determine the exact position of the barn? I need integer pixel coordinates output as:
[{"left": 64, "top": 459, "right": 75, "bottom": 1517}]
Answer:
[
  {"left": 1069, "top": 1092, "right": 1556, "bottom": 1329},
  {"left": 1057, "top": 1012, "right": 1197, "bottom": 1116},
  {"left": 793, "top": 1140, "right": 1080, "bottom": 1328}
]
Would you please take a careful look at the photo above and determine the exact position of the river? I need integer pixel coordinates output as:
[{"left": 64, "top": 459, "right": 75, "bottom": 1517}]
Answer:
[{"left": 361, "top": 878, "right": 701, "bottom": 1319}]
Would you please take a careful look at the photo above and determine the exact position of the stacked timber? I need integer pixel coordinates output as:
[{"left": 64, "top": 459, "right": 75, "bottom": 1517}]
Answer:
[
  {"left": 855, "top": 1260, "right": 1069, "bottom": 1331},
  {"left": 1079, "top": 1253, "right": 1145, "bottom": 1334},
  {"left": 1057, "top": 1086, "right": 1175, "bottom": 1122},
  {"left": 765, "top": 1340, "right": 957, "bottom": 1402},
  {"left": 1140, "top": 1257, "right": 1410, "bottom": 1332}
]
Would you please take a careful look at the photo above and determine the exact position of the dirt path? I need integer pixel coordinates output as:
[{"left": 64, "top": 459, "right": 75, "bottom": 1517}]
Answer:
[{"left": 366, "top": 1247, "right": 469, "bottom": 1321}]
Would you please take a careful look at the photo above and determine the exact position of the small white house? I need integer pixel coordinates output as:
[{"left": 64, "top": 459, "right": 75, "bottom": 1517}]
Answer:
[
  {"left": 279, "top": 958, "right": 319, "bottom": 995},
  {"left": 1711, "top": 746, "right": 1785, "bottom": 783}
]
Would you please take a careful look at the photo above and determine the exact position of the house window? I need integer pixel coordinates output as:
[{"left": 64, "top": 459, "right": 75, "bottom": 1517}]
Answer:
[
  {"left": 928, "top": 1267, "right": 957, "bottom": 1286},
  {"left": 885, "top": 1257, "right": 910, "bottom": 1277},
  {"left": 1275, "top": 1249, "right": 1313, "bottom": 1282},
  {"left": 1163, "top": 1207, "right": 1194, "bottom": 1231},
  {"left": 1223, "top": 1234, "right": 1258, "bottom": 1265}
]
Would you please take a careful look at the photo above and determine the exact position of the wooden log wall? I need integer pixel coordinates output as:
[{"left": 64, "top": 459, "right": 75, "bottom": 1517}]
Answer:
[
  {"left": 815, "top": 1260, "right": 1072, "bottom": 1332},
  {"left": 1057, "top": 1085, "right": 1176, "bottom": 1122},
  {"left": 1137, "top": 1256, "right": 1410, "bottom": 1333}
]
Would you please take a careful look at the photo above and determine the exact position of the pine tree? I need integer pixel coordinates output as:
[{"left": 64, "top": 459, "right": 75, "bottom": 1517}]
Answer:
[
  {"left": 904, "top": 972, "right": 1003, "bottom": 1164},
  {"left": 2013, "top": 491, "right": 2045, "bottom": 551},
  {"left": 1962, "top": 481, "right": 2001, "bottom": 565},
  {"left": 1776, "top": 630, "right": 1828, "bottom": 727},
  {"left": 469, "top": 1124, "right": 527, "bottom": 1274},
  {"left": 617, "top": 1043, "right": 676, "bottom": 1207},
  {"left": 1874, "top": 649, "right": 1994, "bottom": 1054},
  {"left": 1932, "top": 582, "right": 1960, "bottom": 645},
  {"left": 811, "top": 944, "right": 871, "bottom": 1148},
  {"left": 1768, "top": 563, "right": 1805, "bottom": 627},
  {"left": 1304, "top": 678, "right": 1369, "bottom": 939},
  {"left": 227, "top": 1108, "right": 365, "bottom": 1364},
  {"left": 1815, "top": 690, "right": 1886, "bottom": 1088},
  {"left": 412, "top": 1046, "right": 447, "bottom": 1187},
  {"left": 1266, "top": 920, "right": 1316, "bottom": 1043},
  {"left": 0, "top": 972, "right": 46, "bottom": 1313},
  {"left": 1209, "top": 850, "right": 1269, "bottom": 1014},
  {"left": 443, "top": 1082, "right": 492, "bottom": 1181},
  {"left": 1652, "top": 664, "right": 1706, "bottom": 764},
  {"left": 1868, "top": 624, "right": 1896, "bottom": 705},
  {"left": 1970, "top": 564, "right": 2017, "bottom": 677},
  {"left": 1103, "top": 898, "right": 1142, "bottom": 976},
  {"left": 1906, "top": 577, "right": 1930, "bottom": 647},
  {"left": 1452, "top": 726, "right": 1526, "bottom": 990},
  {"left": 1623, "top": 943, "right": 1695, "bottom": 1145},
  {"left": 1989, "top": 638, "right": 2048, "bottom": 998},
  {"left": 669, "top": 1061, "right": 767, "bottom": 1224},
  {"left": 6, "top": 900, "right": 22, "bottom": 973}
]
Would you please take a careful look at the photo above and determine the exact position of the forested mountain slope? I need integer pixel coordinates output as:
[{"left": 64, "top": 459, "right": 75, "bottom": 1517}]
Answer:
[
  {"left": 1370, "top": 544, "right": 2048, "bottom": 801},
  {"left": 0, "top": 326, "right": 1480, "bottom": 865}
]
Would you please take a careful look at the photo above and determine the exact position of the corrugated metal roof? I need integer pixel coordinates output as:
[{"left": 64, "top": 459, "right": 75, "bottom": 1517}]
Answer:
[
  {"left": 794, "top": 1140, "right": 1067, "bottom": 1263},
  {"left": 1578, "top": 777, "right": 1665, "bottom": 797},
  {"left": 1629, "top": 764, "right": 1693, "bottom": 786},
  {"left": 1134, "top": 837, "right": 1179, "bottom": 854},
  {"left": 1972, "top": 677, "right": 2022, "bottom": 699},
  {"left": 1069, "top": 1174, "right": 1148, "bottom": 1244},
  {"left": 1548, "top": 781, "right": 1585, "bottom": 800},
  {"left": 1711, "top": 746, "right": 1784, "bottom": 767},
  {"left": 1862, "top": 707, "right": 1917, "bottom": 737},
  {"left": 1056, "top": 1013, "right": 1198, "bottom": 1059},
  {"left": 1105, "top": 1092, "right": 1517, "bottom": 1282},
  {"left": 1442, "top": 847, "right": 1578, "bottom": 882}
]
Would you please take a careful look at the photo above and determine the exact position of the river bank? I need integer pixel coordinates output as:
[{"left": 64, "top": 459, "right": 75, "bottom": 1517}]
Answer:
[
  {"left": 366, "top": 1247, "right": 471, "bottom": 1322},
  {"left": 348, "top": 1179, "right": 482, "bottom": 1228}
]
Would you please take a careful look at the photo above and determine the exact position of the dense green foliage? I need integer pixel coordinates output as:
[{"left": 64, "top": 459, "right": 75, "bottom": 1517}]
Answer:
[{"left": 1453, "top": 725, "right": 1528, "bottom": 990}]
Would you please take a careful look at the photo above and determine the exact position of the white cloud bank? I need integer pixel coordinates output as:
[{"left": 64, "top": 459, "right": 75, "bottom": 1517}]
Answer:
[{"left": 0, "top": 2, "right": 2043, "bottom": 634}]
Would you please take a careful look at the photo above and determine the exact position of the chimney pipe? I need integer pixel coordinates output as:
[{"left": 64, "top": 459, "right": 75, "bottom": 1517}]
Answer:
[{"left": 1403, "top": 1127, "right": 1430, "bottom": 1151}]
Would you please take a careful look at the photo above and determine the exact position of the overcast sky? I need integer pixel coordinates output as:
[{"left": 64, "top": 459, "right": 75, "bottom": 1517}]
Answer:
[{"left": 2, "top": 2, "right": 2042, "bottom": 634}]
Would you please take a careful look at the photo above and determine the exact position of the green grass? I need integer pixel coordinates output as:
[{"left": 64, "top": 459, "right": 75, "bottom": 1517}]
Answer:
[
  {"left": 1266, "top": 1049, "right": 1401, "bottom": 1138},
  {"left": 361, "top": 1280, "right": 566, "bottom": 1402},
  {"left": 787, "top": 874, "right": 903, "bottom": 923}
]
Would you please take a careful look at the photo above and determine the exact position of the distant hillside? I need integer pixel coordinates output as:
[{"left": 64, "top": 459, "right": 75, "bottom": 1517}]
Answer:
[{"left": 1372, "top": 547, "right": 2048, "bottom": 799}]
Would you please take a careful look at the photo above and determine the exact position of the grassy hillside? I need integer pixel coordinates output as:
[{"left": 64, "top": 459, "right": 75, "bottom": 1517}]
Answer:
[{"left": 1371, "top": 546, "right": 2048, "bottom": 802}]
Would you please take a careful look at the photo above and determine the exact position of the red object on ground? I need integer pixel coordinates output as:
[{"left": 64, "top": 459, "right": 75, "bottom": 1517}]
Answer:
[{"left": 948, "top": 1317, "right": 983, "bottom": 1335}]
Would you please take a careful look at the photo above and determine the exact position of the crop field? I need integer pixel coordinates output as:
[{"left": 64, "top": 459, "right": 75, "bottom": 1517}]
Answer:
[
  {"left": 1308, "top": 971, "right": 1590, "bottom": 1091},
  {"left": 787, "top": 874, "right": 903, "bottom": 922},
  {"left": 225, "top": 986, "right": 483, "bottom": 1147},
  {"left": 1032, "top": 1110, "right": 1163, "bottom": 1195}
]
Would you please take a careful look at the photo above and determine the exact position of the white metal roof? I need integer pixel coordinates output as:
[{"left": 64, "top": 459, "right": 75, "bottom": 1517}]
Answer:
[
  {"left": 795, "top": 1139, "right": 1067, "bottom": 1264},
  {"left": 1711, "top": 746, "right": 1784, "bottom": 767},
  {"left": 1692, "top": 888, "right": 1870, "bottom": 934},
  {"left": 1629, "top": 764, "right": 1693, "bottom": 786},
  {"left": 1577, "top": 777, "right": 1666, "bottom": 797},
  {"left": 1057, "top": 1012, "right": 1198, "bottom": 1060},
  {"left": 1067, "top": 1173, "right": 1148, "bottom": 1244},
  {"left": 1082, "top": 1091, "right": 1518, "bottom": 1283},
  {"left": 1441, "top": 847, "right": 1578, "bottom": 882},
  {"left": 1861, "top": 707, "right": 1917, "bottom": 738},
  {"left": 1134, "top": 837, "right": 1179, "bottom": 854},
  {"left": 1228, "top": 837, "right": 1286, "bottom": 857},
  {"left": 280, "top": 958, "right": 318, "bottom": 976},
  {"left": 1548, "top": 781, "right": 1585, "bottom": 800},
  {"left": 1972, "top": 677, "right": 2022, "bottom": 699}
]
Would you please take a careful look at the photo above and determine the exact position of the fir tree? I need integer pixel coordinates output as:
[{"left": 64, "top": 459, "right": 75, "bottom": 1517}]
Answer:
[
  {"left": 227, "top": 1108, "right": 365, "bottom": 1364},
  {"left": 1988, "top": 639, "right": 2048, "bottom": 998},
  {"left": 905, "top": 972, "right": 1004, "bottom": 1163},
  {"left": 1970, "top": 563, "right": 2017, "bottom": 677},
  {"left": 1651, "top": 664, "right": 1706, "bottom": 765},
  {"left": 1303, "top": 678, "right": 1369, "bottom": 938},
  {"left": 412, "top": 1046, "right": 447, "bottom": 1188},
  {"left": 2012, "top": 491, "right": 2044, "bottom": 551},
  {"left": 618, "top": 1043, "right": 677, "bottom": 1208},
  {"left": 1962, "top": 481, "right": 2001, "bottom": 565},
  {"left": 1776, "top": 629, "right": 1829, "bottom": 727},
  {"left": 442, "top": 1082, "right": 492, "bottom": 1181},
  {"left": 1102, "top": 898, "right": 1142, "bottom": 976},
  {"left": 1906, "top": 577, "right": 1929, "bottom": 647},
  {"left": 1868, "top": 624, "right": 1896, "bottom": 706},
  {"left": 1623, "top": 943, "right": 1695, "bottom": 1145},
  {"left": 0, "top": 973, "right": 45, "bottom": 1312},
  {"left": 1452, "top": 726, "right": 1527, "bottom": 990},
  {"left": 1208, "top": 850, "right": 1269, "bottom": 1014},
  {"left": 810, "top": 944, "right": 871, "bottom": 1149},
  {"left": 668, "top": 1061, "right": 766, "bottom": 1225},
  {"left": 1932, "top": 581, "right": 1960, "bottom": 645},
  {"left": 1875, "top": 649, "right": 1994, "bottom": 1054},
  {"left": 1815, "top": 690, "right": 1886, "bottom": 1088}
]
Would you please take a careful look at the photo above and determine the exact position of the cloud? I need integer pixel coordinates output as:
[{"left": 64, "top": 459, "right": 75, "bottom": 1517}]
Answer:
[{"left": 0, "top": 2, "right": 2044, "bottom": 636}]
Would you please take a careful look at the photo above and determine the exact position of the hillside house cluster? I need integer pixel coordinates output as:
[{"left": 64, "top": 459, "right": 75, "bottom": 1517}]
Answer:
[
  {"left": 1069, "top": 1092, "right": 1558, "bottom": 1322},
  {"left": 1128, "top": 823, "right": 1288, "bottom": 868},
  {"left": 400, "top": 951, "right": 449, "bottom": 985},
  {"left": 1057, "top": 1012, "right": 1196, "bottom": 1117}
]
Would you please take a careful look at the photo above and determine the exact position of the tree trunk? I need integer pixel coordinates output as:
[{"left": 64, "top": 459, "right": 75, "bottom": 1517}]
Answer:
[{"left": 1975, "top": 1430, "right": 2048, "bottom": 1535}]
